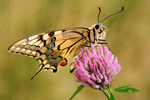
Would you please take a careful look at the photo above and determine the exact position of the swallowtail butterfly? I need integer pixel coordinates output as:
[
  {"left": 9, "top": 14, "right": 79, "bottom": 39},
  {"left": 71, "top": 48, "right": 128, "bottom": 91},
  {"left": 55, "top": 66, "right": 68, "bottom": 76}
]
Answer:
[{"left": 8, "top": 7, "right": 124, "bottom": 79}]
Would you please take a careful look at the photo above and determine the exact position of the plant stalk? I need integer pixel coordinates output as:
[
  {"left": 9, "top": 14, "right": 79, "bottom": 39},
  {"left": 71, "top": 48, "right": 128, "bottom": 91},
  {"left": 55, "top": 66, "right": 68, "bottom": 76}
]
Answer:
[{"left": 102, "top": 89, "right": 110, "bottom": 100}]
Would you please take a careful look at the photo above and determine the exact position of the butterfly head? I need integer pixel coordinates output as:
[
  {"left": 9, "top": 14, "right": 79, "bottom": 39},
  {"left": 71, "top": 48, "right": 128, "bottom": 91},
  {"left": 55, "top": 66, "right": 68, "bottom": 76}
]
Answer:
[
  {"left": 89, "top": 23, "right": 107, "bottom": 42},
  {"left": 94, "top": 23, "right": 107, "bottom": 40}
]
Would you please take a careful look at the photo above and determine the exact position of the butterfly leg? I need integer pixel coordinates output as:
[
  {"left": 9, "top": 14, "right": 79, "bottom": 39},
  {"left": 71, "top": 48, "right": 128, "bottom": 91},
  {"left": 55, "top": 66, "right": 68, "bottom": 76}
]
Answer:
[
  {"left": 83, "top": 39, "right": 110, "bottom": 50},
  {"left": 98, "top": 39, "right": 111, "bottom": 51}
]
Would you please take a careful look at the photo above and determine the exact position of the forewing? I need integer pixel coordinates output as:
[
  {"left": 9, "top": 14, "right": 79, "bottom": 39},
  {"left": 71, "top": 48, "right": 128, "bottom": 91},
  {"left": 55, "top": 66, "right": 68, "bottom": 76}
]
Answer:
[{"left": 8, "top": 32, "right": 52, "bottom": 57}]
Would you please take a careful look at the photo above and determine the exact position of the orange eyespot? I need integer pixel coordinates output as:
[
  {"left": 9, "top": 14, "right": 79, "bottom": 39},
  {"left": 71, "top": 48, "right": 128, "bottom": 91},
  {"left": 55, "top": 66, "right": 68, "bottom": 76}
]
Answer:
[{"left": 60, "top": 59, "right": 67, "bottom": 66}]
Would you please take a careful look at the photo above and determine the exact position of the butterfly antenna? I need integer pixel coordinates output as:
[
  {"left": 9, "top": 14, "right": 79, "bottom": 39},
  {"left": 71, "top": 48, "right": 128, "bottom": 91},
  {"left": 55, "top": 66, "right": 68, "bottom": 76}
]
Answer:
[
  {"left": 100, "top": 6, "right": 124, "bottom": 23},
  {"left": 98, "top": 7, "right": 101, "bottom": 23},
  {"left": 31, "top": 67, "right": 43, "bottom": 80}
]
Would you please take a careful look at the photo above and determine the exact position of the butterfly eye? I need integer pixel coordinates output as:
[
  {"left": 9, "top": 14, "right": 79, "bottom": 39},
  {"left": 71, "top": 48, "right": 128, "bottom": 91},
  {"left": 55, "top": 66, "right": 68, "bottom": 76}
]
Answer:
[{"left": 95, "top": 24, "right": 99, "bottom": 29}]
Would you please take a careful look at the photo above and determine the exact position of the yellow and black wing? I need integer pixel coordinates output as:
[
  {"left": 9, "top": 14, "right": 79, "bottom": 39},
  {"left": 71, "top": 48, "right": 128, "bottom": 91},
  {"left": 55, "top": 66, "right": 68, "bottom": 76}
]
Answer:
[{"left": 8, "top": 27, "right": 90, "bottom": 78}]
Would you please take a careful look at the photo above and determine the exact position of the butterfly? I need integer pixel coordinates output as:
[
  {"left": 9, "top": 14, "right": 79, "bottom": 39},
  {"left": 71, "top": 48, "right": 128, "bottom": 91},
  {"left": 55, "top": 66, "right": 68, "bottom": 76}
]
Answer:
[{"left": 8, "top": 7, "right": 124, "bottom": 79}]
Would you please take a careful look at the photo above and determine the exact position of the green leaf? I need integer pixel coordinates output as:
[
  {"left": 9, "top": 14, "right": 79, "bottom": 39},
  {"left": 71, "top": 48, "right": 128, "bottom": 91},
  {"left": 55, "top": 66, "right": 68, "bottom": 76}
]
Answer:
[
  {"left": 114, "top": 85, "right": 139, "bottom": 93},
  {"left": 69, "top": 84, "right": 85, "bottom": 100},
  {"left": 114, "top": 85, "right": 131, "bottom": 90},
  {"left": 110, "top": 93, "right": 116, "bottom": 100}
]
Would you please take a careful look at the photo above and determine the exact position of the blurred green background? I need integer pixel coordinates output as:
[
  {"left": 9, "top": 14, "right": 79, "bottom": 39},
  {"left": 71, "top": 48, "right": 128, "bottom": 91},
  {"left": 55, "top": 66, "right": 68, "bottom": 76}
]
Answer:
[{"left": 1, "top": 0, "right": 150, "bottom": 100}]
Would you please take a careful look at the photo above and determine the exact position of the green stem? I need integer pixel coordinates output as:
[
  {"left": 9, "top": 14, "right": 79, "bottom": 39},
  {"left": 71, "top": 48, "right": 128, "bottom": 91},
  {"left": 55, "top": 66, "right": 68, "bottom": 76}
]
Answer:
[{"left": 102, "top": 89, "right": 110, "bottom": 100}]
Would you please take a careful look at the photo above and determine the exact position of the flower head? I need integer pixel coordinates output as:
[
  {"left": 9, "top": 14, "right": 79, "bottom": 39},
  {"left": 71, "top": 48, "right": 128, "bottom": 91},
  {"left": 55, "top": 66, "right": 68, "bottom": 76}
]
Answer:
[{"left": 74, "top": 43, "right": 121, "bottom": 90}]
